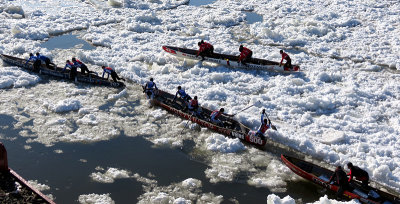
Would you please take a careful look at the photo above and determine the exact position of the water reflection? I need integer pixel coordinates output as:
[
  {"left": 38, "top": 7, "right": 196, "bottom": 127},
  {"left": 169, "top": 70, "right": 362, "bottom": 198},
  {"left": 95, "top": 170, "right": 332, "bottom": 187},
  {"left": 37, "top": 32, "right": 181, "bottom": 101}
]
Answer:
[
  {"left": 245, "top": 12, "right": 263, "bottom": 24},
  {"left": 40, "top": 33, "right": 95, "bottom": 50},
  {"left": 188, "top": 0, "right": 216, "bottom": 6}
]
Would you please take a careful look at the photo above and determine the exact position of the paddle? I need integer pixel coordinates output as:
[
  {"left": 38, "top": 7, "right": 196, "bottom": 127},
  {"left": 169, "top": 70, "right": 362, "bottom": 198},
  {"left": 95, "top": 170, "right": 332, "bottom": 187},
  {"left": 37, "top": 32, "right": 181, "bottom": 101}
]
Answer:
[
  {"left": 180, "top": 113, "right": 193, "bottom": 135},
  {"left": 232, "top": 101, "right": 260, "bottom": 116}
]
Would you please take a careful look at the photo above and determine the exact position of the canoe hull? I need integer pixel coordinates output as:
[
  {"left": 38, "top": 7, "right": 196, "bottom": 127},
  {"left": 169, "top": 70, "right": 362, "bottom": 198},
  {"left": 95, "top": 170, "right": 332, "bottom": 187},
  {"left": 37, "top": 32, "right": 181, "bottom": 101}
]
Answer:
[
  {"left": 1, "top": 54, "right": 125, "bottom": 88},
  {"left": 163, "top": 45, "right": 300, "bottom": 72}
]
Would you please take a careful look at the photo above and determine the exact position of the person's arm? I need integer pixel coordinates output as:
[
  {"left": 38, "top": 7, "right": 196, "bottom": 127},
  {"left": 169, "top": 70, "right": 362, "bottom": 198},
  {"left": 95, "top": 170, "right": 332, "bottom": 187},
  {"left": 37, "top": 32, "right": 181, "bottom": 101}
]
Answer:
[
  {"left": 238, "top": 52, "right": 244, "bottom": 62},
  {"left": 25, "top": 56, "right": 33, "bottom": 65},
  {"left": 154, "top": 83, "right": 158, "bottom": 90},
  {"left": 102, "top": 70, "right": 105, "bottom": 78},
  {"left": 61, "top": 64, "right": 68, "bottom": 72},
  {"left": 347, "top": 169, "right": 353, "bottom": 182},
  {"left": 173, "top": 91, "right": 178, "bottom": 101},
  {"left": 280, "top": 54, "right": 284, "bottom": 66},
  {"left": 261, "top": 111, "right": 265, "bottom": 124},
  {"left": 328, "top": 172, "right": 335, "bottom": 183},
  {"left": 222, "top": 112, "right": 234, "bottom": 117}
]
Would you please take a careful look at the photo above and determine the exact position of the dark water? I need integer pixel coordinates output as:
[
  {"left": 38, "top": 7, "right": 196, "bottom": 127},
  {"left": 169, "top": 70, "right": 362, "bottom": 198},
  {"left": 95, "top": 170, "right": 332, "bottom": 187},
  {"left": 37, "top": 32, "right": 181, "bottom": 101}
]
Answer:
[
  {"left": 245, "top": 12, "right": 263, "bottom": 24},
  {"left": 0, "top": 112, "right": 327, "bottom": 203},
  {"left": 40, "top": 34, "right": 95, "bottom": 50},
  {"left": 188, "top": 0, "right": 216, "bottom": 6}
]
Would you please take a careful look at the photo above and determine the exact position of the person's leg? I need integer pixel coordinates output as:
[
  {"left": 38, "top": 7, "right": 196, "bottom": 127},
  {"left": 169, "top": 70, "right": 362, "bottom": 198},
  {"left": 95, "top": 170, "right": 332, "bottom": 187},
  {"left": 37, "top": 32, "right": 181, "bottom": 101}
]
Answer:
[
  {"left": 34, "top": 60, "right": 41, "bottom": 72},
  {"left": 337, "top": 185, "right": 344, "bottom": 199},
  {"left": 45, "top": 59, "right": 50, "bottom": 69}
]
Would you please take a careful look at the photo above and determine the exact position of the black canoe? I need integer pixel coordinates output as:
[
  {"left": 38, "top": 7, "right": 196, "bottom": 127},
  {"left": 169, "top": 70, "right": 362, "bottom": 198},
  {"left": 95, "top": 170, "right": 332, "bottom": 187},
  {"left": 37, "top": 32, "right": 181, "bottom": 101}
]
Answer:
[
  {"left": 281, "top": 154, "right": 400, "bottom": 204},
  {"left": 1, "top": 54, "right": 125, "bottom": 88},
  {"left": 146, "top": 88, "right": 273, "bottom": 147},
  {"left": 163, "top": 45, "right": 300, "bottom": 72}
]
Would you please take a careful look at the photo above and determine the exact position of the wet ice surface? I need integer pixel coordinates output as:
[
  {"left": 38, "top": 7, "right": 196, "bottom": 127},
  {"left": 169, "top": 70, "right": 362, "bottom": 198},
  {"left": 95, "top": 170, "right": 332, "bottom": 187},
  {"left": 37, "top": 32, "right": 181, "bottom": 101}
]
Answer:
[
  {"left": 40, "top": 33, "right": 95, "bottom": 50},
  {"left": 0, "top": 0, "right": 400, "bottom": 203}
]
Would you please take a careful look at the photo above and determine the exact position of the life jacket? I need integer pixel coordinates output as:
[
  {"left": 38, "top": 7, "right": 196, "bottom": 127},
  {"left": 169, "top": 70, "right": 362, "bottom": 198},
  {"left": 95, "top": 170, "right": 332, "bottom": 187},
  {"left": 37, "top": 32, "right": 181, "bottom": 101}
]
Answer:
[
  {"left": 189, "top": 99, "right": 198, "bottom": 108},
  {"left": 281, "top": 52, "right": 290, "bottom": 61},
  {"left": 73, "top": 59, "right": 84, "bottom": 67},
  {"left": 199, "top": 42, "right": 213, "bottom": 52},
  {"left": 210, "top": 110, "right": 222, "bottom": 120},
  {"left": 259, "top": 123, "right": 270, "bottom": 134},
  {"left": 103, "top": 67, "right": 113, "bottom": 74},
  {"left": 239, "top": 47, "right": 252, "bottom": 61},
  {"left": 146, "top": 81, "right": 155, "bottom": 89},
  {"left": 66, "top": 62, "right": 74, "bottom": 68},
  {"left": 177, "top": 89, "right": 187, "bottom": 98},
  {"left": 348, "top": 166, "right": 369, "bottom": 181},
  {"left": 38, "top": 54, "right": 49, "bottom": 61}
]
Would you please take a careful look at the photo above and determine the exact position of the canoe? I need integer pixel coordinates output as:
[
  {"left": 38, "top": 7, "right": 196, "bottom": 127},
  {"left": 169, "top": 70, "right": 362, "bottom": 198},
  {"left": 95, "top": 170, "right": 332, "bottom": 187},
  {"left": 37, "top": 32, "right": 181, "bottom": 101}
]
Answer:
[
  {"left": 147, "top": 88, "right": 271, "bottom": 147},
  {"left": 0, "top": 54, "right": 125, "bottom": 88},
  {"left": 162, "top": 45, "right": 300, "bottom": 72},
  {"left": 0, "top": 143, "right": 55, "bottom": 204},
  {"left": 281, "top": 154, "right": 400, "bottom": 204}
]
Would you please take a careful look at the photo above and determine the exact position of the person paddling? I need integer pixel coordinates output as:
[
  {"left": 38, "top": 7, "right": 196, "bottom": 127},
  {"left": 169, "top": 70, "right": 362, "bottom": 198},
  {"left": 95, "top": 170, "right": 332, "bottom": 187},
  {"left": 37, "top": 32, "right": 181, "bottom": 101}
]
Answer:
[
  {"left": 328, "top": 166, "right": 350, "bottom": 200},
  {"left": 255, "top": 109, "right": 271, "bottom": 139},
  {"left": 196, "top": 40, "right": 214, "bottom": 61},
  {"left": 279, "top": 50, "right": 292, "bottom": 70},
  {"left": 61, "top": 60, "right": 77, "bottom": 79},
  {"left": 25, "top": 53, "right": 41, "bottom": 72},
  {"left": 238, "top": 45, "right": 252, "bottom": 66},
  {"left": 143, "top": 77, "right": 158, "bottom": 100},
  {"left": 210, "top": 108, "right": 233, "bottom": 127},
  {"left": 173, "top": 86, "right": 192, "bottom": 103},
  {"left": 72, "top": 57, "right": 94, "bottom": 75},
  {"left": 188, "top": 96, "right": 202, "bottom": 117},
  {"left": 36, "top": 52, "right": 55, "bottom": 69},
  {"left": 347, "top": 162, "right": 369, "bottom": 189},
  {"left": 102, "top": 66, "right": 125, "bottom": 82}
]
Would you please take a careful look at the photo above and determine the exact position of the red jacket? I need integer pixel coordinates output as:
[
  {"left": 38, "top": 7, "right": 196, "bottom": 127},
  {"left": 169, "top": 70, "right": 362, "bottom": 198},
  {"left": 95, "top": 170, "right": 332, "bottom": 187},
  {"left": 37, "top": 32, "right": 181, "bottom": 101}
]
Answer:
[
  {"left": 239, "top": 47, "right": 252, "bottom": 62},
  {"left": 280, "top": 52, "right": 290, "bottom": 64},
  {"left": 197, "top": 42, "right": 213, "bottom": 55},
  {"left": 210, "top": 110, "right": 222, "bottom": 120},
  {"left": 189, "top": 99, "right": 198, "bottom": 108}
]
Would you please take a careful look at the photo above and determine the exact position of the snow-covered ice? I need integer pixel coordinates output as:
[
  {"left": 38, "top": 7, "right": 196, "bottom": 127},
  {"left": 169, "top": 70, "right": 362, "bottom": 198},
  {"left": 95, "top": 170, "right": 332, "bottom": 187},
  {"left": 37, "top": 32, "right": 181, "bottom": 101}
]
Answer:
[{"left": 0, "top": 0, "right": 400, "bottom": 202}]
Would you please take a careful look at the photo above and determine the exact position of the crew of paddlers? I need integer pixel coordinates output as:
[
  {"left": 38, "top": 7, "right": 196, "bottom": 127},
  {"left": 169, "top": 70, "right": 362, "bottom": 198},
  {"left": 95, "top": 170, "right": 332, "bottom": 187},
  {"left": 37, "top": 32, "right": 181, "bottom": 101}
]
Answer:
[
  {"left": 24, "top": 44, "right": 373, "bottom": 202},
  {"left": 25, "top": 53, "right": 125, "bottom": 82},
  {"left": 142, "top": 77, "right": 273, "bottom": 140},
  {"left": 195, "top": 40, "right": 293, "bottom": 69}
]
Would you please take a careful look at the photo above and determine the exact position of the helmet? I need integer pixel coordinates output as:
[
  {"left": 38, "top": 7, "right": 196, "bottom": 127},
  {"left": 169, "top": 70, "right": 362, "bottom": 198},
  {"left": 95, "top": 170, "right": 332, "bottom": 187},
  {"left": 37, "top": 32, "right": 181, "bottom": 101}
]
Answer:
[
  {"left": 101, "top": 66, "right": 105, "bottom": 68},
  {"left": 347, "top": 162, "right": 353, "bottom": 168},
  {"left": 36, "top": 52, "right": 40, "bottom": 56},
  {"left": 72, "top": 57, "right": 76, "bottom": 61},
  {"left": 200, "top": 40, "right": 204, "bottom": 44},
  {"left": 150, "top": 78, "right": 153, "bottom": 81},
  {"left": 177, "top": 86, "right": 181, "bottom": 90},
  {"left": 264, "top": 119, "right": 268, "bottom": 123},
  {"left": 66, "top": 60, "right": 70, "bottom": 63},
  {"left": 220, "top": 108, "right": 224, "bottom": 112},
  {"left": 29, "top": 53, "right": 33, "bottom": 56},
  {"left": 198, "top": 42, "right": 202, "bottom": 46},
  {"left": 239, "top": 45, "right": 243, "bottom": 52},
  {"left": 194, "top": 96, "right": 197, "bottom": 100},
  {"left": 336, "top": 166, "right": 342, "bottom": 170},
  {"left": 280, "top": 50, "right": 283, "bottom": 54}
]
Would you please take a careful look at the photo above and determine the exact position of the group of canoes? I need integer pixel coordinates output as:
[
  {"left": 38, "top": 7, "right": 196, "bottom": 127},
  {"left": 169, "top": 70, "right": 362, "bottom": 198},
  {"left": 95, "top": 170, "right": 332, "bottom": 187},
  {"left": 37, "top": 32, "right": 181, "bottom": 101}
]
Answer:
[
  {"left": 196, "top": 40, "right": 294, "bottom": 70},
  {"left": 17, "top": 45, "right": 397, "bottom": 203},
  {"left": 25, "top": 53, "right": 125, "bottom": 82}
]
